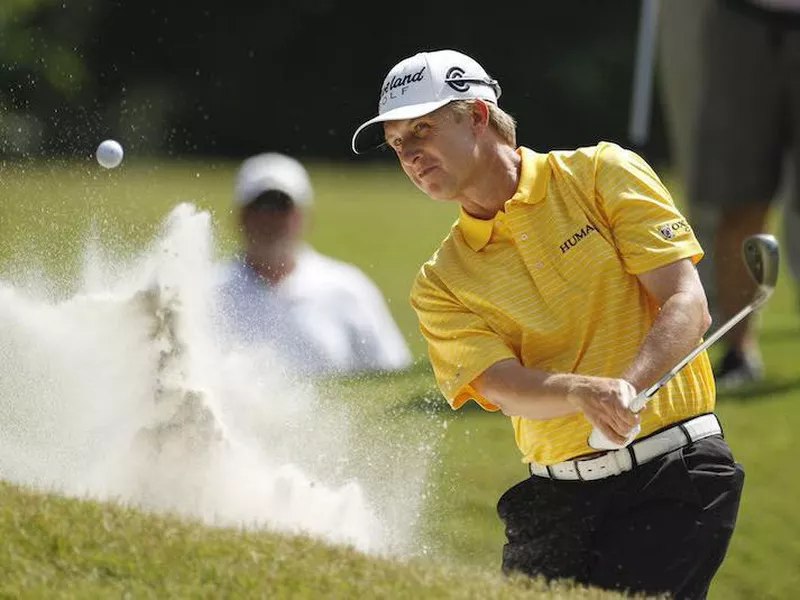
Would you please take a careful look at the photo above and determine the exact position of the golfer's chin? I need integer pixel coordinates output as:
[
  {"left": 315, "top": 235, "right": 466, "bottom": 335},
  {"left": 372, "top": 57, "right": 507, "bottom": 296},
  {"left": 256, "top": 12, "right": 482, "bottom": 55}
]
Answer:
[{"left": 416, "top": 180, "right": 454, "bottom": 202}]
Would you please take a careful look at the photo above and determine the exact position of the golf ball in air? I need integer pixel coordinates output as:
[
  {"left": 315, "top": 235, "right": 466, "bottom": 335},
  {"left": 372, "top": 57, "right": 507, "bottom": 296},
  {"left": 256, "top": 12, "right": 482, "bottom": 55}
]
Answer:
[{"left": 96, "top": 139, "right": 124, "bottom": 169}]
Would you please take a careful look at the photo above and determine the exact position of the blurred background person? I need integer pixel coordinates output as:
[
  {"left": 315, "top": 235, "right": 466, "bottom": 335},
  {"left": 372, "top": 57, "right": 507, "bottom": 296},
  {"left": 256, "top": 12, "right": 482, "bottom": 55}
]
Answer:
[
  {"left": 658, "top": 0, "right": 800, "bottom": 388},
  {"left": 213, "top": 152, "right": 413, "bottom": 377}
]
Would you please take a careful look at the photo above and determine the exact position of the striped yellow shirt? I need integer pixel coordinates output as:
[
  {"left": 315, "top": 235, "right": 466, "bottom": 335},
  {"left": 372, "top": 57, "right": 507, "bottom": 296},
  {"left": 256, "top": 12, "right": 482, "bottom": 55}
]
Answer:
[{"left": 410, "top": 142, "right": 715, "bottom": 465}]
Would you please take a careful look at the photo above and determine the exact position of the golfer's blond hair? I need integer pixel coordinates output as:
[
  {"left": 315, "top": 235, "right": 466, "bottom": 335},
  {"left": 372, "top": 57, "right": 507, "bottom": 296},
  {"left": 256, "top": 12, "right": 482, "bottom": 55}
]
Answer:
[{"left": 449, "top": 100, "right": 517, "bottom": 147}]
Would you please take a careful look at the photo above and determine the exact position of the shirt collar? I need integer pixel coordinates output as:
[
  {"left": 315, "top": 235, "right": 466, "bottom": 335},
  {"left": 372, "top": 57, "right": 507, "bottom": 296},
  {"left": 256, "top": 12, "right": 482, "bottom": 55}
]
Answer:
[{"left": 460, "top": 147, "right": 550, "bottom": 251}]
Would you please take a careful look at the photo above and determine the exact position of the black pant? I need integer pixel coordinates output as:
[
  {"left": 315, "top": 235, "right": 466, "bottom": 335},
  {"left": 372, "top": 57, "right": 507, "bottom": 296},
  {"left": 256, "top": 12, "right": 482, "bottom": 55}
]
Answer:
[{"left": 497, "top": 436, "right": 744, "bottom": 600}]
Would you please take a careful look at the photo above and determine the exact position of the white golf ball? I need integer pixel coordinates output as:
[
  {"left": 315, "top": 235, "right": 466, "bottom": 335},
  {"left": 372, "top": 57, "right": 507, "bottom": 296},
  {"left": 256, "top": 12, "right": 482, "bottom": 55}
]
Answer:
[{"left": 96, "top": 139, "right": 124, "bottom": 169}]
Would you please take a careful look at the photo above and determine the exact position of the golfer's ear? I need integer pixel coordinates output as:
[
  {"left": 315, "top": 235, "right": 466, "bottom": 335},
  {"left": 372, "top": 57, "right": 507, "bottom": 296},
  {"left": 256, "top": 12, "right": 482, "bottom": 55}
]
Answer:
[{"left": 472, "top": 100, "right": 490, "bottom": 129}]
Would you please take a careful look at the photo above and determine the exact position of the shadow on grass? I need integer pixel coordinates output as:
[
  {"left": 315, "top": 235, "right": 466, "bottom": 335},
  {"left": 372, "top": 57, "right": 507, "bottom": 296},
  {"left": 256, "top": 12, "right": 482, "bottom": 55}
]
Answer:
[
  {"left": 716, "top": 375, "right": 800, "bottom": 402},
  {"left": 386, "top": 390, "right": 449, "bottom": 417},
  {"left": 386, "top": 389, "right": 495, "bottom": 418}
]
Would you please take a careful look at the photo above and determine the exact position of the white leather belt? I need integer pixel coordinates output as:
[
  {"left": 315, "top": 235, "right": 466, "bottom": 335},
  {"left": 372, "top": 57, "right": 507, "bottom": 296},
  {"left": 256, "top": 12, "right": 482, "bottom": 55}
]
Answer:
[{"left": 528, "top": 413, "right": 722, "bottom": 482}]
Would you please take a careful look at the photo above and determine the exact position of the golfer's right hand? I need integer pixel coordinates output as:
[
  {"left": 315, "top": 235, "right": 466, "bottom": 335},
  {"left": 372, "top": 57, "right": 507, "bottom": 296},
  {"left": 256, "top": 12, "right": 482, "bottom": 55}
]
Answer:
[{"left": 567, "top": 377, "right": 640, "bottom": 446}]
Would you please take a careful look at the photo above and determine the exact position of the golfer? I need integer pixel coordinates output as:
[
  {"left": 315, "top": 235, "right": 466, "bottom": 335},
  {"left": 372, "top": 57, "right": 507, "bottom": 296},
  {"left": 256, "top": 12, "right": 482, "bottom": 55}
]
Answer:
[{"left": 351, "top": 49, "right": 744, "bottom": 599}]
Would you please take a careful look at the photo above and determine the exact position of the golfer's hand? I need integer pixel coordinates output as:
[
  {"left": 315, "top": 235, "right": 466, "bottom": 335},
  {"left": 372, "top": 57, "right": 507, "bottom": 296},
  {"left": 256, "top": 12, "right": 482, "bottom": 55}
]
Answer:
[{"left": 567, "top": 377, "right": 640, "bottom": 446}]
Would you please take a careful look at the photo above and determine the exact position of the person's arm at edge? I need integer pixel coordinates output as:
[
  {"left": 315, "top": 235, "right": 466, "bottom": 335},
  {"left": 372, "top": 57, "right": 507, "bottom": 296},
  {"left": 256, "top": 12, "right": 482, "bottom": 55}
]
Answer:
[{"left": 350, "top": 266, "right": 414, "bottom": 371}]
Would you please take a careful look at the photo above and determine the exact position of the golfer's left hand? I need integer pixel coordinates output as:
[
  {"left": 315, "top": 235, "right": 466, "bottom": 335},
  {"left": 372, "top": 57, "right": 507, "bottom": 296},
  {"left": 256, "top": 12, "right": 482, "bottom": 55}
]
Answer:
[{"left": 568, "top": 377, "right": 640, "bottom": 446}]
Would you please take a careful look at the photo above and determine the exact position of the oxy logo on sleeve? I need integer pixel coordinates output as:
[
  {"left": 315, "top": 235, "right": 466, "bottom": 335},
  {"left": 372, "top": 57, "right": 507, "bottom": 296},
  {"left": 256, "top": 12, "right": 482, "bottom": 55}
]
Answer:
[{"left": 656, "top": 219, "right": 692, "bottom": 240}]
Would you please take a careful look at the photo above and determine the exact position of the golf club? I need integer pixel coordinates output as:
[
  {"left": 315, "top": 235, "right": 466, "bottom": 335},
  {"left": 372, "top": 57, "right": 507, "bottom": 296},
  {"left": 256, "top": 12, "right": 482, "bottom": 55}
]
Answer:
[{"left": 588, "top": 233, "right": 780, "bottom": 451}]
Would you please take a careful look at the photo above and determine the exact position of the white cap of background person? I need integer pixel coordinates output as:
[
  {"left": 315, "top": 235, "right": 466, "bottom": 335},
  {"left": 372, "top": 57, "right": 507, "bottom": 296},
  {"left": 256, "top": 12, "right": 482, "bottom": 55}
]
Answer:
[
  {"left": 351, "top": 49, "right": 502, "bottom": 154},
  {"left": 234, "top": 152, "right": 314, "bottom": 208}
]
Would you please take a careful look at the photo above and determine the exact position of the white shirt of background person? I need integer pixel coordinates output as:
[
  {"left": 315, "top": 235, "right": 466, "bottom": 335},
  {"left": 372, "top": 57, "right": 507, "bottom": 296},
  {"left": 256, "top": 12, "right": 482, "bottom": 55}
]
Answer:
[{"left": 213, "top": 152, "right": 413, "bottom": 377}]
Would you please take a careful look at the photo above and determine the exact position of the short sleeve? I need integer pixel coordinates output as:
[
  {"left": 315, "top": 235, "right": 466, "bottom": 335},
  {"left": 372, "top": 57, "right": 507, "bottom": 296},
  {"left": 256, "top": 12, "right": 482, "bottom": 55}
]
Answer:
[
  {"left": 594, "top": 142, "right": 704, "bottom": 275},
  {"left": 410, "top": 266, "right": 516, "bottom": 411}
]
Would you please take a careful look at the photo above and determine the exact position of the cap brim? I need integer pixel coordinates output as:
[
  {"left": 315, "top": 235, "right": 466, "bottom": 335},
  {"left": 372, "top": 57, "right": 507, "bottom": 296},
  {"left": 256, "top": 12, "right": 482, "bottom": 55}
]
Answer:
[
  {"left": 350, "top": 99, "right": 453, "bottom": 155},
  {"left": 235, "top": 183, "right": 311, "bottom": 209}
]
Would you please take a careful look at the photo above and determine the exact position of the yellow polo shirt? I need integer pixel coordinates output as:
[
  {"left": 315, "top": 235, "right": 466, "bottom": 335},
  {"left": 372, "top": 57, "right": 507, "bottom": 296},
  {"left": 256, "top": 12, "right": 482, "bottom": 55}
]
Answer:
[{"left": 410, "top": 142, "right": 715, "bottom": 465}]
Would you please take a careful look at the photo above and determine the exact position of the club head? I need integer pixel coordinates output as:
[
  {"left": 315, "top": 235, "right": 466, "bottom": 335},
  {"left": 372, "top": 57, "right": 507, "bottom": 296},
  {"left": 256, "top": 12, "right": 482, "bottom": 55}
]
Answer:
[{"left": 743, "top": 234, "right": 779, "bottom": 297}]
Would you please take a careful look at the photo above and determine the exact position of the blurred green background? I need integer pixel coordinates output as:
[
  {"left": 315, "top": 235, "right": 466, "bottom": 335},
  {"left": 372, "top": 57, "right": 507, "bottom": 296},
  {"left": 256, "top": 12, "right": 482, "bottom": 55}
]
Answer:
[{"left": 0, "top": 0, "right": 667, "bottom": 165}]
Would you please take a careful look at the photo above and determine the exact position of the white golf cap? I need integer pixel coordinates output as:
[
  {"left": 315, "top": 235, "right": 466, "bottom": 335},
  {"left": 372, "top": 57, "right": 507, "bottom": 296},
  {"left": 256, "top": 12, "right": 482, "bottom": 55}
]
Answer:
[
  {"left": 234, "top": 152, "right": 313, "bottom": 208},
  {"left": 351, "top": 49, "right": 502, "bottom": 154}
]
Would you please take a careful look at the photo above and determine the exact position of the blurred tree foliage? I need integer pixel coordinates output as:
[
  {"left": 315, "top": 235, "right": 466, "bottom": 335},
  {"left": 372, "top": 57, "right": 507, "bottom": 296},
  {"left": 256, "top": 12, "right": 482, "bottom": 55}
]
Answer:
[
  {"left": 0, "top": 0, "right": 99, "bottom": 155},
  {"left": 0, "top": 0, "right": 668, "bottom": 164}
]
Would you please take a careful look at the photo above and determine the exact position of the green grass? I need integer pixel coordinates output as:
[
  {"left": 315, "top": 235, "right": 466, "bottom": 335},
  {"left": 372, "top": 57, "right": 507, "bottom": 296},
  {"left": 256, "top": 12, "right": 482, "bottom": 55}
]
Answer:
[
  {"left": 1, "top": 157, "right": 799, "bottom": 598},
  {"left": 1, "top": 480, "right": 634, "bottom": 600}
]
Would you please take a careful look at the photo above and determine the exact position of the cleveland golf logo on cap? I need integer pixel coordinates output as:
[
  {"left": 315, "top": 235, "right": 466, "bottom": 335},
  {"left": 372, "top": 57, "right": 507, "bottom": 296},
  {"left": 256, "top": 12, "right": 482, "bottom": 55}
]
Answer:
[
  {"left": 445, "top": 66, "right": 470, "bottom": 92},
  {"left": 380, "top": 66, "right": 426, "bottom": 106}
]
